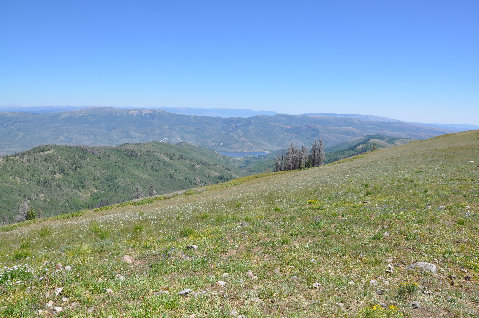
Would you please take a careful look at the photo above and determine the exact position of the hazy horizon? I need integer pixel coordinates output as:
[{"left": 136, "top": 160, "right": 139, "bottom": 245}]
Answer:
[{"left": 1, "top": 1, "right": 478, "bottom": 125}]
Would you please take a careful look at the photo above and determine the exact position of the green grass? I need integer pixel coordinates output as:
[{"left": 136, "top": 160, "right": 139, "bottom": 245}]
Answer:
[{"left": 0, "top": 130, "right": 478, "bottom": 317}]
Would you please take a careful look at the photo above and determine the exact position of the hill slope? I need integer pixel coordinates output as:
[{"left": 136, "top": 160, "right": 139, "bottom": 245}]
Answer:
[
  {"left": 0, "top": 131, "right": 478, "bottom": 317},
  {"left": 0, "top": 142, "right": 239, "bottom": 223},
  {"left": 0, "top": 107, "right": 449, "bottom": 155}
]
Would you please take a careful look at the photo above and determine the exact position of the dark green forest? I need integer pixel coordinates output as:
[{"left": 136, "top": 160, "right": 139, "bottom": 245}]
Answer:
[{"left": 0, "top": 142, "right": 239, "bottom": 223}]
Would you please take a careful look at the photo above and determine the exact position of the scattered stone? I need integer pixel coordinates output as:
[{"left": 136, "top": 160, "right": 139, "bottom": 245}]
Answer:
[
  {"left": 337, "top": 302, "right": 345, "bottom": 310},
  {"left": 87, "top": 307, "right": 94, "bottom": 313},
  {"left": 38, "top": 310, "right": 47, "bottom": 316},
  {"left": 312, "top": 282, "right": 321, "bottom": 289},
  {"left": 348, "top": 280, "right": 355, "bottom": 285},
  {"left": 186, "top": 245, "right": 198, "bottom": 250},
  {"left": 122, "top": 255, "right": 133, "bottom": 264},
  {"left": 222, "top": 273, "right": 229, "bottom": 277},
  {"left": 249, "top": 297, "right": 262, "bottom": 303},
  {"left": 384, "top": 280, "right": 390, "bottom": 285},
  {"left": 64, "top": 265, "right": 72, "bottom": 272},
  {"left": 46, "top": 300, "right": 54, "bottom": 309},
  {"left": 386, "top": 264, "right": 394, "bottom": 274},
  {"left": 53, "top": 307, "right": 63, "bottom": 313},
  {"left": 383, "top": 232, "right": 390, "bottom": 238},
  {"left": 369, "top": 280, "right": 378, "bottom": 286},
  {"left": 154, "top": 290, "right": 169, "bottom": 295},
  {"left": 62, "top": 297, "right": 69, "bottom": 302},
  {"left": 274, "top": 267, "right": 281, "bottom": 274},
  {"left": 105, "top": 288, "right": 113, "bottom": 295},
  {"left": 54, "top": 287, "right": 63, "bottom": 296},
  {"left": 247, "top": 270, "right": 258, "bottom": 280},
  {"left": 217, "top": 281, "right": 227, "bottom": 287},
  {"left": 178, "top": 289, "right": 192, "bottom": 297},
  {"left": 55, "top": 263, "right": 63, "bottom": 270},
  {"left": 407, "top": 262, "right": 437, "bottom": 274},
  {"left": 376, "top": 289, "right": 384, "bottom": 295},
  {"left": 115, "top": 274, "right": 125, "bottom": 281},
  {"left": 468, "top": 161, "right": 475, "bottom": 163},
  {"left": 411, "top": 301, "right": 421, "bottom": 309},
  {"left": 310, "top": 258, "right": 317, "bottom": 263}
]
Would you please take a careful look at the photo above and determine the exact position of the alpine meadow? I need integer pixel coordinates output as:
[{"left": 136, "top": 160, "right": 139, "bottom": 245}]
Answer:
[{"left": 1, "top": 130, "right": 477, "bottom": 317}]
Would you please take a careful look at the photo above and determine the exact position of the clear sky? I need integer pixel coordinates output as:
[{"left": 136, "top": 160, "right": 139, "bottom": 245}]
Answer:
[{"left": 1, "top": 0, "right": 478, "bottom": 124}]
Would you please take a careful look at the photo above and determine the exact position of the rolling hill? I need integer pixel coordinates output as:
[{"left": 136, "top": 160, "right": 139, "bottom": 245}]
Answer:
[
  {"left": 0, "top": 107, "right": 449, "bottom": 155},
  {"left": 0, "top": 130, "right": 477, "bottom": 317},
  {"left": 0, "top": 142, "right": 239, "bottom": 224}
]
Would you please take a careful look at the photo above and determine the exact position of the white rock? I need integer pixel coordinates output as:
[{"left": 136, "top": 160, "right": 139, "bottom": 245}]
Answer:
[
  {"left": 385, "top": 264, "right": 394, "bottom": 274},
  {"left": 369, "top": 280, "right": 378, "bottom": 286},
  {"left": 407, "top": 262, "right": 437, "bottom": 274},
  {"left": 312, "top": 282, "right": 321, "bottom": 289},
  {"left": 122, "top": 255, "right": 133, "bottom": 264},
  {"left": 53, "top": 306, "right": 63, "bottom": 313},
  {"left": 217, "top": 280, "right": 227, "bottom": 287},
  {"left": 45, "top": 300, "right": 54, "bottom": 309},
  {"left": 247, "top": 270, "right": 258, "bottom": 280},
  {"left": 64, "top": 266, "right": 72, "bottom": 271},
  {"left": 54, "top": 287, "right": 63, "bottom": 296},
  {"left": 187, "top": 245, "right": 198, "bottom": 250},
  {"left": 105, "top": 288, "right": 113, "bottom": 294},
  {"left": 115, "top": 274, "right": 125, "bottom": 281},
  {"left": 178, "top": 289, "right": 192, "bottom": 296}
]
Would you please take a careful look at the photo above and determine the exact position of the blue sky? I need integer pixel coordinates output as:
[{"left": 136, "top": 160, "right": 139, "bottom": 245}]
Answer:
[{"left": 1, "top": 0, "right": 478, "bottom": 124}]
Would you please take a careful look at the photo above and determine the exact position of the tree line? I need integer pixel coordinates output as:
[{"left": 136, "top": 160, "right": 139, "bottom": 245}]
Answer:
[{"left": 274, "top": 139, "right": 325, "bottom": 172}]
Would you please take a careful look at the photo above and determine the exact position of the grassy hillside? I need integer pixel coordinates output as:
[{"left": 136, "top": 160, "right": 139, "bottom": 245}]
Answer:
[
  {"left": 0, "top": 142, "right": 239, "bottom": 223},
  {"left": 0, "top": 131, "right": 478, "bottom": 317},
  {"left": 0, "top": 107, "right": 449, "bottom": 155},
  {"left": 324, "top": 135, "right": 412, "bottom": 163}
]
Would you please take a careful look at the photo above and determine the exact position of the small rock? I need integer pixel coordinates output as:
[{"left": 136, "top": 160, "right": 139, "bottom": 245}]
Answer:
[
  {"left": 386, "top": 264, "right": 394, "bottom": 274},
  {"left": 87, "top": 307, "right": 94, "bottom": 313},
  {"left": 247, "top": 270, "right": 258, "bottom": 280},
  {"left": 337, "top": 302, "right": 345, "bottom": 310},
  {"left": 312, "top": 282, "right": 321, "bottom": 289},
  {"left": 178, "top": 289, "right": 192, "bottom": 297},
  {"left": 411, "top": 301, "right": 421, "bottom": 309},
  {"left": 376, "top": 289, "right": 384, "bottom": 295},
  {"left": 55, "top": 263, "right": 63, "bottom": 270},
  {"left": 64, "top": 265, "right": 72, "bottom": 271},
  {"left": 115, "top": 274, "right": 125, "bottom": 281},
  {"left": 46, "top": 300, "right": 54, "bottom": 309},
  {"left": 383, "top": 232, "right": 390, "bottom": 238},
  {"left": 62, "top": 297, "right": 69, "bottom": 302},
  {"left": 384, "top": 280, "right": 390, "bottom": 285},
  {"left": 186, "top": 244, "right": 198, "bottom": 250},
  {"left": 249, "top": 297, "right": 262, "bottom": 303},
  {"left": 53, "top": 306, "right": 63, "bottom": 313},
  {"left": 54, "top": 287, "right": 63, "bottom": 296},
  {"left": 122, "top": 255, "right": 133, "bottom": 264},
  {"left": 153, "top": 290, "right": 169, "bottom": 295},
  {"left": 468, "top": 161, "right": 475, "bottom": 163},
  {"left": 274, "top": 267, "right": 281, "bottom": 274},
  {"left": 217, "top": 280, "right": 227, "bottom": 287},
  {"left": 407, "top": 262, "right": 437, "bottom": 274},
  {"left": 369, "top": 280, "right": 378, "bottom": 286},
  {"left": 222, "top": 273, "right": 229, "bottom": 277},
  {"left": 105, "top": 288, "right": 113, "bottom": 295},
  {"left": 310, "top": 258, "right": 317, "bottom": 263},
  {"left": 464, "top": 275, "right": 471, "bottom": 281}
]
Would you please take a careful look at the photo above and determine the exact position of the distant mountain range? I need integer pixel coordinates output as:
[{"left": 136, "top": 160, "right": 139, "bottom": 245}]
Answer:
[{"left": 0, "top": 107, "right": 450, "bottom": 155}]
